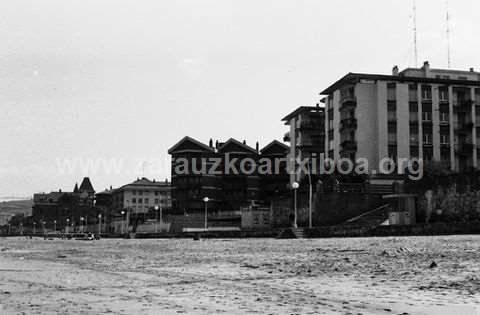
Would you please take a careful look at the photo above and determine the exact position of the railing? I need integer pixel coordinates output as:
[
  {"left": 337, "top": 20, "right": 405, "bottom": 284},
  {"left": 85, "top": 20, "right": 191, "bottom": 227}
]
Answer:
[{"left": 340, "top": 118, "right": 357, "bottom": 131}]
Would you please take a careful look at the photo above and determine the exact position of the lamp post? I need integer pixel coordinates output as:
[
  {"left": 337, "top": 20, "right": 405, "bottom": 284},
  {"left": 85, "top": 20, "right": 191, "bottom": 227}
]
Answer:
[
  {"left": 121, "top": 210, "right": 125, "bottom": 234},
  {"left": 66, "top": 219, "right": 70, "bottom": 234},
  {"left": 203, "top": 197, "right": 209, "bottom": 231},
  {"left": 20, "top": 223, "right": 23, "bottom": 235},
  {"left": 292, "top": 182, "right": 299, "bottom": 228},
  {"left": 53, "top": 220, "right": 57, "bottom": 233},
  {"left": 98, "top": 214, "right": 102, "bottom": 236},
  {"left": 80, "top": 217, "right": 84, "bottom": 233},
  {"left": 8, "top": 224, "right": 11, "bottom": 235},
  {"left": 154, "top": 205, "right": 163, "bottom": 233},
  {"left": 42, "top": 221, "right": 46, "bottom": 235},
  {"left": 33, "top": 222, "right": 36, "bottom": 235}
]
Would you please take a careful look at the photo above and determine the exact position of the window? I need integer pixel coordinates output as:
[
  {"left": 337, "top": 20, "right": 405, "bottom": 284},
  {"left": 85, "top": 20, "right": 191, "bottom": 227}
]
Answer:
[
  {"left": 138, "top": 198, "right": 143, "bottom": 203},
  {"left": 422, "top": 111, "right": 432, "bottom": 121},
  {"left": 132, "top": 198, "right": 136, "bottom": 203},
  {"left": 138, "top": 191, "right": 143, "bottom": 196},
  {"left": 132, "top": 190, "right": 136, "bottom": 195},
  {"left": 440, "top": 134, "right": 449, "bottom": 145},
  {"left": 387, "top": 83, "right": 396, "bottom": 101},
  {"left": 410, "top": 133, "right": 419, "bottom": 144},
  {"left": 409, "top": 84, "right": 418, "bottom": 102},
  {"left": 422, "top": 85, "right": 432, "bottom": 100},
  {"left": 155, "top": 198, "right": 159, "bottom": 204},
  {"left": 439, "top": 88, "right": 449, "bottom": 102},
  {"left": 440, "top": 112, "right": 449, "bottom": 123},
  {"left": 328, "top": 119, "right": 333, "bottom": 130},
  {"left": 423, "top": 133, "right": 432, "bottom": 145},
  {"left": 144, "top": 198, "right": 149, "bottom": 204},
  {"left": 155, "top": 191, "right": 159, "bottom": 196}
]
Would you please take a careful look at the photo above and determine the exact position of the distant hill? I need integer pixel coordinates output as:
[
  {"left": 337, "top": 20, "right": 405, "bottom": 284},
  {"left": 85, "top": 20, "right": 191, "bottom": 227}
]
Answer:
[{"left": 0, "top": 199, "right": 33, "bottom": 216}]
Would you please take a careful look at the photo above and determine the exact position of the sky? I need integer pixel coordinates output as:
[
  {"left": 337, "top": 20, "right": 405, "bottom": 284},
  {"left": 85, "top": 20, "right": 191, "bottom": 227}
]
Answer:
[{"left": 1, "top": 0, "right": 480, "bottom": 198}]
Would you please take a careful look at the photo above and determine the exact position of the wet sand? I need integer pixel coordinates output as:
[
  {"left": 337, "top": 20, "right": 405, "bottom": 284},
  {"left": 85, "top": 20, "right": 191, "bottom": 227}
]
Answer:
[{"left": 0, "top": 235, "right": 479, "bottom": 314}]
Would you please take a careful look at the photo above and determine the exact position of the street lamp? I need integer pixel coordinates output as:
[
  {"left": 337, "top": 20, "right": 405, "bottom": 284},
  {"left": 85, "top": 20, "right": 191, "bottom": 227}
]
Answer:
[
  {"left": 98, "top": 214, "right": 102, "bottom": 236},
  {"left": 203, "top": 197, "right": 209, "bottom": 231},
  {"left": 154, "top": 205, "right": 162, "bottom": 233},
  {"left": 80, "top": 217, "right": 84, "bottom": 233},
  {"left": 121, "top": 210, "right": 125, "bottom": 234},
  {"left": 33, "top": 222, "right": 36, "bottom": 235},
  {"left": 53, "top": 220, "right": 57, "bottom": 233},
  {"left": 42, "top": 221, "right": 46, "bottom": 235},
  {"left": 66, "top": 219, "right": 70, "bottom": 234},
  {"left": 292, "top": 182, "right": 299, "bottom": 228}
]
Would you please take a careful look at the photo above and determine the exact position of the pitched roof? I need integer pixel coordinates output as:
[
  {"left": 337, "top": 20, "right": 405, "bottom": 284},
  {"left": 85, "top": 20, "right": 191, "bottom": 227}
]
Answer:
[
  {"left": 217, "top": 138, "right": 258, "bottom": 154},
  {"left": 168, "top": 136, "right": 215, "bottom": 154},
  {"left": 73, "top": 183, "right": 79, "bottom": 193},
  {"left": 79, "top": 177, "right": 95, "bottom": 193},
  {"left": 260, "top": 140, "right": 289, "bottom": 155}
]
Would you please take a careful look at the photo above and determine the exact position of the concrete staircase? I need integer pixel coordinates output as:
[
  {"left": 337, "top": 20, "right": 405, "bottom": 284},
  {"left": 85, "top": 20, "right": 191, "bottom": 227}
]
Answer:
[
  {"left": 277, "top": 227, "right": 306, "bottom": 239},
  {"left": 342, "top": 204, "right": 390, "bottom": 228}
]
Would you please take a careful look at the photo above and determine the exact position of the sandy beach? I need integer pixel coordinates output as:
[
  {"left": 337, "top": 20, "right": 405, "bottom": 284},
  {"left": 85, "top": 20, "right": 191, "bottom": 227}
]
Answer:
[{"left": 0, "top": 236, "right": 479, "bottom": 314}]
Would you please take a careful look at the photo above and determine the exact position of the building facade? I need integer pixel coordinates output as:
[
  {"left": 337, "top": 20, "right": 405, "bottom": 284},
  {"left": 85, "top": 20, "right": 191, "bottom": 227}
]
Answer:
[
  {"left": 168, "top": 137, "right": 290, "bottom": 213},
  {"left": 321, "top": 62, "right": 480, "bottom": 173},
  {"left": 109, "top": 178, "right": 172, "bottom": 216},
  {"left": 282, "top": 105, "right": 325, "bottom": 183}
]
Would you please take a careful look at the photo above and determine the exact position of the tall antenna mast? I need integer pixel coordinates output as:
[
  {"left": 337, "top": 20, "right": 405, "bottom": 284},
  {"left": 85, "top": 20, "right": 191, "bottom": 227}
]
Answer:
[
  {"left": 446, "top": 0, "right": 451, "bottom": 68},
  {"left": 412, "top": 0, "right": 418, "bottom": 67}
]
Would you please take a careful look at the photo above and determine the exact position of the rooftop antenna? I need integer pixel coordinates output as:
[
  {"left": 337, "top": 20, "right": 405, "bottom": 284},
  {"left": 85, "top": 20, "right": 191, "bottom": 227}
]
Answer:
[
  {"left": 412, "top": 0, "right": 418, "bottom": 67},
  {"left": 446, "top": 0, "right": 451, "bottom": 68}
]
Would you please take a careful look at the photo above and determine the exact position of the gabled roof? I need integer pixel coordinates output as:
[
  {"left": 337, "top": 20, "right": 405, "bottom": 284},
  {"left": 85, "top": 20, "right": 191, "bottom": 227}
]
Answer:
[
  {"left": 79, "top": 177, "right": 94, "bottom": 193},
  {"left": 282, "top": 106, "right": 324, "bottom": 122},
  {"left": 217, "top": 138, "right": 258, "bottom": 154},
  {"left": 168, "top": 136, "right": 215, "bottom": 154},
  {"left": 260, "top": 140, "right": 289, "bottom": 155}
]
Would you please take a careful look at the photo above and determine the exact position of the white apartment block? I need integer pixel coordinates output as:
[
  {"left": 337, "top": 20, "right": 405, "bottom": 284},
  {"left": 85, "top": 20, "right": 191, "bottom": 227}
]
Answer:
[{"left": 321, "top": 62, "right": 480, "bottom": 173}]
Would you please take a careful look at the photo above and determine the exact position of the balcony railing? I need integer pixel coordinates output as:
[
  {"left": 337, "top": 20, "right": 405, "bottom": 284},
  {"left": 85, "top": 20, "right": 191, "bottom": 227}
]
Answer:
[
  {"left": 299, "top": 120, "right": 324, "bottom": 130},
  {"left": 453, "top": 100, "right": 473, "bottom": 112},
  {"left": 455, "top": 143, "right": 474, "bottom": 155},
  {"left": 339, "top": 96, "right": 357, "bottom": 110},
  {"left": 339, "top": 118, "right": 357, "bottom": 131},
  {"left": 340, "top": 140, "right": 357, "bottom": 151}
]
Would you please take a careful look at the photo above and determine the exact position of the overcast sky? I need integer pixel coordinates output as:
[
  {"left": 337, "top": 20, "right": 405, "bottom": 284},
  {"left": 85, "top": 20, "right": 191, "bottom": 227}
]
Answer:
[{"left": 1, "top": 0, "right": 479, "bottom": 198}]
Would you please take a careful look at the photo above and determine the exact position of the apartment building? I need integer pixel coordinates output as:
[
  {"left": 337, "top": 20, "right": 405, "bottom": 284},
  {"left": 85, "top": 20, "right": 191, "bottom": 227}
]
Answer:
[
  {"left": 321, "top": 62, "right": 480, "bottom": 173},
  {"left": 282, "top": 105, "right": 325, "bottom": 182},
  {"left": 110, "top": 178, "right": 172, "bottom": 216}
]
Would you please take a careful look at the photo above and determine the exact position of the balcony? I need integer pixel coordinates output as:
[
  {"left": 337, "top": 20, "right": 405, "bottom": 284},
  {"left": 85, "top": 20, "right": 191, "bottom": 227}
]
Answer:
[
  {"left": 455, "top": 143, "right": 474, "bottom": 156},
  {"left": 339, "top": 118, "right": 357, "bottom": 131},
  {"left": 455, "top": 121, "right": 474, "bottom": 134},
  {"left": 297, "top": 138, "right": 323, "bottom": 147},
  {"left": 341, "top": 140, "right": 357, "bottom": 151},
  {"left": 453, "top": 100, "right": 473, "bottom": 112},
  {"left": 299, "top": 120, "right": 324, "bottom": 131},
  {"left": 340, "top": 95, "right": 357, "bottom": 111}
]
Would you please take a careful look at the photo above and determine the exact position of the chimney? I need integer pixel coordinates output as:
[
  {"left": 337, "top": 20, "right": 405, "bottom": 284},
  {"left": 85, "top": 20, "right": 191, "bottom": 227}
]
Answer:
[
  {"left": 109, "top": 185, "right": 112, "bottom": 190},
  {"left": 209, "top": 138, "right": 213, "bottom": 148},
  {"left": 153, "top": 179, "right": 156, "bottom": 183},
  {"left": 59, "top": 189, "right": 62, "bottom": 193},
  {"left": 392, "top": 65, "right": 399, "bottom": 76},
  {"left": 243, "top": 140, "right": 246, "bottom": 145},
  {"left": 316, "top": 103, "right": 319, "bottom": 108},
  {"left": 470, "top": 67, "right": 475, "bottom": 72},
  {"left": 215, "top": 140, "right": 219, "bottom": 149},
  {"left": 256, "top": 141, "right": 259, "bottom": 153},
  {"left": 165, "top": 178, "right": 169, "bottom": 184},
  {"left": 422, "top": 61, "right": 431, "bottom": 77}
]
